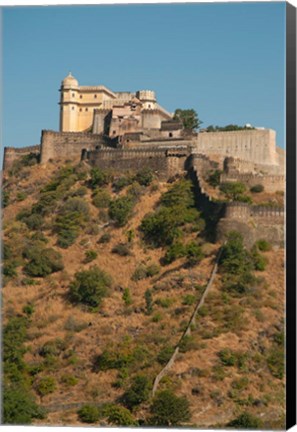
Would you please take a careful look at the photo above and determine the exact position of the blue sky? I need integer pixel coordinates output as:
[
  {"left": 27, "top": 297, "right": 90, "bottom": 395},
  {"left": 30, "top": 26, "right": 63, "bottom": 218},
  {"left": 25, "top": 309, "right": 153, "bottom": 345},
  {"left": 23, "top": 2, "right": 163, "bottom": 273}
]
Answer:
[{"left": 2, "top": 2, "right": 286, "bottom": 158}]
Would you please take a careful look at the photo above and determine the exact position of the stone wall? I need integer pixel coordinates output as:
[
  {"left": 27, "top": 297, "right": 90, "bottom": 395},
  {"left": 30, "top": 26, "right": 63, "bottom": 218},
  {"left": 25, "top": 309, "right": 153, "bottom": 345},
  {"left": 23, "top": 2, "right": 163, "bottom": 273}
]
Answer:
[
  {"left": 217, "top": 202, "right": 284, "bottom": 247},
  {"left": 196, "top": 129, "right": 278, "bottom": 166},
  {"left": 220, "top": 172, "right": 285, "bottom": 193},
  {"left": 3, "top": 145, "right": 40, "bottom": 171},
  {"left": 85, "top": 146, "right": 190, "bottom": 179},
  {"left": 40, "top": 130, "right": 105, "bottom": 164}
]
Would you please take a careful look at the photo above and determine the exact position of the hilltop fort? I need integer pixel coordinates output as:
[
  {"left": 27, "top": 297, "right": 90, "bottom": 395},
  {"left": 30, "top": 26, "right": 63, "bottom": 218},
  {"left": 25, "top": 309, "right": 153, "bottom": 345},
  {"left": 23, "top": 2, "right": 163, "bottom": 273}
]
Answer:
[{"left": 3, "top": 73, "right": 285, "bottom": 246}]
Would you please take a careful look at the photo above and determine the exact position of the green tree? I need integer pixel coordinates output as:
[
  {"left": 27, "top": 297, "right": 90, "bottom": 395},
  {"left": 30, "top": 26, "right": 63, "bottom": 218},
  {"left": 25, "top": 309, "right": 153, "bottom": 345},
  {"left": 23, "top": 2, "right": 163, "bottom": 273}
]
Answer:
[
  {"left": 24, "top": 248, "right": 64, "bottom": 277},
  {"left": 122, "top": 375, "right": 151, "bottom": 409},
  {"left": 77, "top": 405, "right": 99, "bottom": 423},
  {"left": 69, "top": 266, "right": 112, "bottom": 308},
  {"left": 227, "top": 412, "right": 262, "bottom": 429},
  {"left": 173, "top": 108, "right": 202, "bottom": 131},
  {"left": 3, "top": 385, "right": 45, "bottom": 425},
  {"left": 150, "top": 390, "right": 191, "bottom": 426},
  {"left": 109, "top": 196, "right": 134, "bottom": 227},
  {"left": 145, "top": 289, "right": 153, "bottom": 315}
]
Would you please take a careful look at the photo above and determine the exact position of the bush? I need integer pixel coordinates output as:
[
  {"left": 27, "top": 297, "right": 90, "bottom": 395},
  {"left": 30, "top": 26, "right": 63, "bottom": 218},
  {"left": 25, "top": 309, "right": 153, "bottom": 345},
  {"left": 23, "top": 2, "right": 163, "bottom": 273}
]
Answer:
[
  {"left": 157, "top": 346, "right": 175, "bottom": 365},
  {"left": 92, "top": 189, "right": 111, "bottom": 208},
  {"left": 145, "top": 289, "right": 153, "bottom": 315},
  {"left": 35, "top": 376, "right": 56, "bottom": 397},
  {"left": 64, "top": 316, "right": 88, "bottom": 333},
  {"left": 69, "top": 266, "right": 112, "bottom": 308},
  {"left": 185, "top": 242, "right": 204, "bottom": 267},
  {"left": 122, "top": 288, "right": 132, "bottom": 306},
  {"left": 134, "top": 168, "right": 153, "bottom": 186},
  {"left": 109, "top": 196, "right": 134, "bottom": 227},
  {"left": 122, "top": 375, "right": 151, "bottom": 409},
  {"left": 182, "top": 294, "right": 196, "bottom": 306},
  {"left": 219, "top": 182, "right": 247, "bottom": 201},
  {"left": 84, "top": 250, "right": 98, "bottom": 263},
  {"left": 16, "top": 192, "right": 27, "bottom": 202},
  {"left": 227, "top": 412, "right": 262, "bottom": 429},
  {"left": 251, "top": 249, "right": 267, "bottom": 271},
  {"left": 112, "top": 176, "right": 133, "bottom": 192},
  {"left": 217, "top": 348, "right": 237, "bottom": 366},
  {"left": 150, "top": 390, "right": 191, "bottom": 426},
  {"left": 163, "top": 242, "right": 186, "bottom": 264},
  {"left": 24, "top": 248, "right": 64, "bottom": 277},
  {"left": 98, "top": 232, "right": 111, "bottom": 243},
  {"left": 219, "top": 232, "right": 253, "bottom": 275},
  {"left": 112, "top": 243, "right": 131, "bottom": 256},
  {"left": 54, "top": 198, "right": 90, "bottom": 248},
  {"left": 250, "top": 184, "right": 264, "bottom": 193},
  {"left": 267, "top": 347, "right": 284, "bottom": 379},
  {"left": 89, "top": 168, "right": 111, "bottom": 188},
  {"left": 61, "top": 374, "right": 78, "bottom": 387},
  {"left": 103, "top": 404, "right": 137, "bottom": 426},
  {"left": 256, "top": 239, "right": 272, "bottom": 252},
  {"left": 3, "top": 384, "right": 45, "bottom": 424},
  {"left": 3, "top": 190, "right": 10, "bottom": 208},
  {"left": 77, "top": 404, "right": 99, "bottom": 423},
  {"left": 179, "top": 335, "right": 197, "bottom": 353},
  {"left": 131, "top": 263, "right": 159, "bottom": 281},
  {"left": 207, "top": 170, "right": 222, "bottom": 187}
]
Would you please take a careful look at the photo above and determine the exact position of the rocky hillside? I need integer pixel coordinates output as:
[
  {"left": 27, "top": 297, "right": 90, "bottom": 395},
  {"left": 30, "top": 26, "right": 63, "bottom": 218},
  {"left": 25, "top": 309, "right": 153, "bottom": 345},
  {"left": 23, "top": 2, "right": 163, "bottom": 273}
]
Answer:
[{"left": 2, "top": 158, "right": 285, "bottom": 428}]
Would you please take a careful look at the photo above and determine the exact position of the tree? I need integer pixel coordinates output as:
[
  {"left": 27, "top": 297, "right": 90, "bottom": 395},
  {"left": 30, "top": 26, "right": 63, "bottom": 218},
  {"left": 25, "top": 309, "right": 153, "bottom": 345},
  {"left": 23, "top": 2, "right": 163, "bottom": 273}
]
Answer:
[
  {"left": 122, "top": 375, "right": 151, "bottom": 409},
  {"left": 173, "top": 109, "right": 202, "bottom": 131},
  {"left": 69, "top": 266, "right": 112, "bottom": 308},
  {"left": 3, "top": 385, "right": 45, "bottom": 425},
  {"left": 227, "top": 412, "right": 262, "bottom": 429},
  {"left": 150, "top": 390, "right": 191, "bottom": 426}
]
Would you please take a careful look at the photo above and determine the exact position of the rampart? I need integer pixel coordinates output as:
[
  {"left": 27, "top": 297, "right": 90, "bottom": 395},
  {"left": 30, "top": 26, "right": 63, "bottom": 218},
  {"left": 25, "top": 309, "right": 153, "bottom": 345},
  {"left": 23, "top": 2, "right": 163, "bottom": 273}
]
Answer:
[
  {"left": 217, "top": 202, "right": 284, "bottom": 247},
  {"left": 3, "top": 145, "right": 40, "bottom": 171},
  {"left": 220, "top": 172, "right": 285, "bottom": 193},
  {"left": 196, "top": 129, "right": 278, "bottom": 166},
  {"left": 40, "top": 130, "right": 105, "bottom": 164},
  {"left": 84, "top": 146, "right": 191, "bottom": 179}
]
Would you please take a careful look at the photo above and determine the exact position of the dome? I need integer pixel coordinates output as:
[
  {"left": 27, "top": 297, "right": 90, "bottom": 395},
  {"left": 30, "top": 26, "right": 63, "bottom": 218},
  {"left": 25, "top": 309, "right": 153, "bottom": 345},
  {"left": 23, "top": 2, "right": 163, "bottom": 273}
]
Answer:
[{"left": 61, "top": 72, "right": 78, "bottom": 88}]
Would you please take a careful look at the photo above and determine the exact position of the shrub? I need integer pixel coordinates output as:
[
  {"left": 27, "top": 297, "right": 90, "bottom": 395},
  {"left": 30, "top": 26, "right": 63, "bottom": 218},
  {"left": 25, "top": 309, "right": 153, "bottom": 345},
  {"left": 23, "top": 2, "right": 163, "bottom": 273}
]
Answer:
[
  {"left": 219, "top": 232, "right": 253, "bottom": 275},
  {"left": 227, "top": 412, "right": 262, "bottom": 429},
  {"left": 127, "top": 181, "right": 144, "bottom": 200},
  {"left": 23, "top": 214, "right": 44, "bottom": 231},
  {"left": 179, "top": 335, "right": 197, "bottom": 353},
  {"left": 89, "top": 168, "right": 110, "bottom": 189},
  {"left": 69, "top": 266, "right": 112, "bottom": 308},
  {"left": 60, "top": 374, "right": 78, "bottom": 387},
  {"left": 3, "top": 384, "right": 45, "bottom": 424},
  {"left": 84, "top": 250, "right": 98, "bottom": 263},
  {"left": 122, "top": 288, "right": 132, "bottom": 306},
  {"left": 98, "top": 232, "right": 111, "bottom": 243},
  {"left": 112, "top": 243, "right": 131, "bottom": 256},
  {"left": 185, "top": 242, "right": 204, "bottom": 267},
  {"left": 163, "top": 242, "right": 186, "bottom": 264},
  {"left": 150, "top": 390, "right": 191, "bottom": 426},
  {"left": 207, "top": 170, "right": 222, "bottom": 187},
  {"left": 250, "top": 184, "right": 264, "bottom": 193},
  {"left": 112, "top": 176, "right": 133, "bottom": 192},
  {"left": 3, "top": 190, "right": 10, "bottom": 208},
  {"left": 23, "top": 303, "right": 35, "bottom": 317},
  {"left": 109, "top": 196, "right": 134, "bottom": 227},
  {"left": 35, "top": 376, "right": 56, "bottom": 397},
  {"left": 55, "top": 198, "right": 90, "bottom": 248},
  {"left": 219, "top": 182, "right": 248, "bottom": 201},
  {"left": 256, "top": 239, "right": 272, "bottom": 252},
  {"left": 103, "top": 404, "right": 137, "bottom": 426},
  {"left": 267, "top": 347, "right": 284, "bottom": 379},
  {"left": 122, "top": 375, "right": 151, "bottom": 409},
  {"left": 251, "top": 249, "right": 267, "bottom": 271},
  {"left": 145, "top": 289, "right": 153, "bottom": 315},
  {"left": 24, "top": 248, "right": 64, "bottom": 277},
  {"left": 182, "top": 294, "right": 196, "bottom": 306},
  {"left": 131, "top": 264, "right": 159, "bottom": 281},
  {"left": 134, "top": 168, "right": 153, "bottom": 186},
  {"left": 16, "top": 192, "right": 27, "bottom": 202},
  {"left": 92, "top": 189, "right": 111, "bottom": 208},
  {"left": 71, "top": 186, "right": 88, "bottom": 197},
  {"left": 3, "top": 260, "right": 18, "bottom": 278},
  {"left": 157, "top": 346, "right": 175, "bottom": 365},
  {"left": 77, "top": 404, "right": 99, "bottom": 423}
]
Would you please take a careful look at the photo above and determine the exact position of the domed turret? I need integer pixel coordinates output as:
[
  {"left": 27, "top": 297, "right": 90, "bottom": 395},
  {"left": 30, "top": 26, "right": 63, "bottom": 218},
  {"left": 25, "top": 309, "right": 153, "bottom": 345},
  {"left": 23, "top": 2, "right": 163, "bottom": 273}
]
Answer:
[{"left": 61, "top": 72, "right": 78, "bottom": 89}]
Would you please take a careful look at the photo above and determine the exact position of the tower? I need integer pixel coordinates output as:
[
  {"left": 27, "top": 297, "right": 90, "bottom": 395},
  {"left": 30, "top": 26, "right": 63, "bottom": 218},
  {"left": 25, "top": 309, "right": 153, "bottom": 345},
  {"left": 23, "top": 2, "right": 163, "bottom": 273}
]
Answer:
[{"left": 59, "top": 72, "right": 79, "bottom": 132}]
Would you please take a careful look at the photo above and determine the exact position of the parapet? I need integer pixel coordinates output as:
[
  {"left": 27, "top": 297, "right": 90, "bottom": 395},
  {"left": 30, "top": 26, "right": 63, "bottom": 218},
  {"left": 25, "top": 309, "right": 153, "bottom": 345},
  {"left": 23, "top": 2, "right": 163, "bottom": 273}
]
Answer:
[{"left": 136, "top": 90, "right": 156, "bottom": 101}]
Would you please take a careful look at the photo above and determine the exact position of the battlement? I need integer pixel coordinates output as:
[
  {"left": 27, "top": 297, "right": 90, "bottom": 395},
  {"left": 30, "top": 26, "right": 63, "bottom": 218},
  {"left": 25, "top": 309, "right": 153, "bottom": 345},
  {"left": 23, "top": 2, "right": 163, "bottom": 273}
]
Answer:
[
  {"left": 136, "top": 90, "right": 156, "bottom": 101},
  {"left": 3, "top": 145, "right": 41, "bottom": 171},
  {"left": 224, "top": 202, "right": 284, "bottom": 220}
]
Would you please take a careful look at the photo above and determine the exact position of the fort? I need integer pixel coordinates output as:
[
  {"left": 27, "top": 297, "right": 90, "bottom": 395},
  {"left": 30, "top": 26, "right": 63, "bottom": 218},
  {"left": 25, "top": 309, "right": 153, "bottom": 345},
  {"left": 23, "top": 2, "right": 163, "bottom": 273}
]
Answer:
[{"left": 3, "top": 73, "right": 285, "bottom": 246}]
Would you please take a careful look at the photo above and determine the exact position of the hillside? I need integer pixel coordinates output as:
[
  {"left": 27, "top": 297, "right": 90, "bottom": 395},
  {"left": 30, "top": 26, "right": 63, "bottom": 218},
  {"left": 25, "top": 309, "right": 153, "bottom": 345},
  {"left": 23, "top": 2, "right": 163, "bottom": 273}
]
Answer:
[{"left": 2, "top": 159, "right": 285, "bottom": 428}]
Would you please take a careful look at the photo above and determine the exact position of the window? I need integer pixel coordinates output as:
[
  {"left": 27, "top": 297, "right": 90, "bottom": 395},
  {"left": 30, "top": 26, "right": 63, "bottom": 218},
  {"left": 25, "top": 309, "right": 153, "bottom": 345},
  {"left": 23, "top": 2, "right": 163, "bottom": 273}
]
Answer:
[
  {"left": 72, "top": 106, "right": 75, "bottom": 110},
  {"left": 148, "top": 104, "right": 151, "bottom": 108},
  {"left": 169, "top": 132, "right": 173, "bottom": 137},
  {"left": 79, "top": 108, "right": 82, "bottom": 112},
  {"left": 80, "top": 95, "right": 83, "bottom": 99},
  {"left": 94, "top": 94, "right": 97, "bottom": 98},
  {"left": 72, "top": 93, "right": 75, "bottom": 97},
  {"left": 85, "top": 108, "right": 88, "bottom": 112}
]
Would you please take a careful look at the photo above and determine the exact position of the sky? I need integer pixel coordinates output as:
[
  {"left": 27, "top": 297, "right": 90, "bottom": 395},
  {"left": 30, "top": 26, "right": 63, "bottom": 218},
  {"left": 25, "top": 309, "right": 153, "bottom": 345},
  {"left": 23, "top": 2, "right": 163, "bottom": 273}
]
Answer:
[{"left": 2, "top": 1, "right": 286, "bottom": 161}]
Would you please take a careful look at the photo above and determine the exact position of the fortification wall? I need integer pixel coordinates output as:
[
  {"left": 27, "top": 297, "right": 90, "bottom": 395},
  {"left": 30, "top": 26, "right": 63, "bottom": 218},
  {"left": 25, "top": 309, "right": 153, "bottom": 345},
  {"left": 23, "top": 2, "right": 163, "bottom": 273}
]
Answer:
[
  {"left": 220, "top": 172, "right": 285, "bottom": 193},
  {"left": 217, "top": 202, "right": 284, "bottom": 247},
  {"left": 196, "top": 129, "right": 278, "bottom": 166},
  {"left": 3, "top": 145, "right": 40, "bottom": 171},
  {"left": 40, "top": 130, "right": 105, "bottom": 164},
  {"left": 85, "top": 147, "right": 189, "bottom": 179},
  {"left": 224, "top": 156, "right": 285, "bottom": 175}
]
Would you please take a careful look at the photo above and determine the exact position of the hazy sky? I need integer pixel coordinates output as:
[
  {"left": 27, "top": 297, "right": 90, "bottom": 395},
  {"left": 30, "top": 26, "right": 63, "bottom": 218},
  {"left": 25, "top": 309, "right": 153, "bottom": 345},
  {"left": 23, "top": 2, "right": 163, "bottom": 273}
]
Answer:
[{"left": 2, "top": 2, "right": 286, "bottom": 157}]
